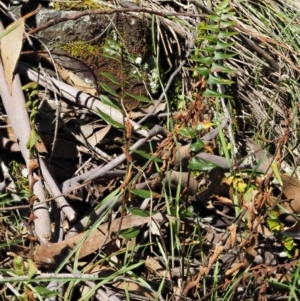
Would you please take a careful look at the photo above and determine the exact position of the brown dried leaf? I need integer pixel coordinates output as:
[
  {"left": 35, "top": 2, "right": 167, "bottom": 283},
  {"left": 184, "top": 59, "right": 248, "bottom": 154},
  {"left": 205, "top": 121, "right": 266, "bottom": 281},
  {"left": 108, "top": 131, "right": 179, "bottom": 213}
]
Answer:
[
  {"left": 253, "top": 219, "right": 272, "bottom": 237},
  {"left": 206, "top": 245, "right": 224, "bottom": 276},
  {"left": 25, "top": 288, "right": 36, "bottom": 301},
  {"left": 280, "top": 174, "right": 300, "bottom": 214},
  {"left": 222, "top": 176, "right": 233, "bottom": 186},
  {"left": 28, "top": 160, "right": 39, "bottom": 175},
  {"left": 35, "top": 138, "right": 48, "bottom": 154},
  {"left": 245, "top": 202, "right": 257, "bottom": 231},
  {"left": 122, "top": 146, "right": 133, "bottom": 163},
  {"left": 244, "top": 235, "right": 258, "bottom": 265},
  {"left": 119, "top": 165, "right": 132, "bottom": 191},
  {"left": 269, "top": 273, "right": 292, "bottom": 284},
  {"left": 130, "top": 101, "right": 166, "bottom": 119},
  {"left": 28, "top": 212, "right": 38, "bottom": 225},
  {"left": 246, "top": 138, "right": 274, "bottom": 173},
  {"left": 225, "top": 262, "right": 243, "bottom": 276},
  {"left": 59, "top": 67, "right": 97, "bottom": 95},
  {"left": 27, "top": 235, "right": 38, "bottom": 242},
  {"left": 29, "top": 195, "right": 38, "bottom": 207},
  {"left": 222, "top": 278, "right": 231, "bottom": 291},
  {"left": 182, "top": 279, "right": 197, "bottom": 296},
  {"left": 213, "top": 194, "right": 233, "bottom": 205},
  {"left": 145, "top": 256, "right": 169, "bottom": 279},
  {"left": 125, "top": 120, "right": 133, "bottom": 139},
  {"left": 228, "top": 224, "right": 237, "bottom": 247},
  {"left": 19, "top": 213, "right": 163, "bottom": 268},
  {"left": 29, "top": 176, "right": 39, "bottom": 193},
  {"left": 203, "top": 144, "right": 213, "bottom": 153}
]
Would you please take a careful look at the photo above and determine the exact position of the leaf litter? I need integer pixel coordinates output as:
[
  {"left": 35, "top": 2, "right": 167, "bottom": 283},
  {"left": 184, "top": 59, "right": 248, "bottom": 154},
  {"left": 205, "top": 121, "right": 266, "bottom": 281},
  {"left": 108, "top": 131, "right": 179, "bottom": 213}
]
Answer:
[{"left": 0, "top": 0, "right": 300, "bottom": 300}]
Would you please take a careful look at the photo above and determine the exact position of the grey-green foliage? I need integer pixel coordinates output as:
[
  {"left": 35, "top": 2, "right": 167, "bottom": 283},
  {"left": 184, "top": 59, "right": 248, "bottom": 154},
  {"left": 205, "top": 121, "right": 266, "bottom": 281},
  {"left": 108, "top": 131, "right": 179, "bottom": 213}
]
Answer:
[{"left": 192, "top": 0, "right": 238, "bottom": 99}]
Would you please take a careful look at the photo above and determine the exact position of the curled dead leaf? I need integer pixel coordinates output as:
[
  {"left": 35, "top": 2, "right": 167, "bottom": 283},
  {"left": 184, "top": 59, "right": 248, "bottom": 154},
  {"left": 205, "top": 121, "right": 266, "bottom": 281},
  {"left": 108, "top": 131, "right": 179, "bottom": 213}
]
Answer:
[
  {"left": 27, "top": 235, "right": 38, "bottom": 242},
  {"left": 227, "top": 224, "right": 237, "bottom": 248},
  {"left": 29, "top": 194, "right": 38, "bottom": 206},
  {"left": 29, "top": 176, "right": 39, "bottom": 193},
  {"left": 28, "top": 160, "right": 39, "bottom": 175},
  {"left": 145, "top": 256, "right": 169, "bottom": 279},
  {"left": 225, "top": 262, "right": 243, "bottom": 276},
  {"left": 244, "top": 235, "right": 258, "bottom": 266},
  {"left": 28, "top": 212, "right": 38, "bottom": 225},
  {"left": 206, "top": 245, "right": 224, "bottom": 276}
]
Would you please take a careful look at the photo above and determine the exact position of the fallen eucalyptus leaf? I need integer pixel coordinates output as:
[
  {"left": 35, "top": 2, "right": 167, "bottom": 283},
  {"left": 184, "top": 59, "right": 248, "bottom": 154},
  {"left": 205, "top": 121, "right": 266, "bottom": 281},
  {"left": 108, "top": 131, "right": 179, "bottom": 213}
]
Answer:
[
  {"left": 15, "top": 213, "right": 164, "bottom": 268},
  {"left": 87, "top": 125, "right": 111, "bottom": 146},
  {"left": 40, "top": 54, "right": 97, "bottom": 95},
  {"left": 1, "top": 18, "right": 24, "bottom": 93}
]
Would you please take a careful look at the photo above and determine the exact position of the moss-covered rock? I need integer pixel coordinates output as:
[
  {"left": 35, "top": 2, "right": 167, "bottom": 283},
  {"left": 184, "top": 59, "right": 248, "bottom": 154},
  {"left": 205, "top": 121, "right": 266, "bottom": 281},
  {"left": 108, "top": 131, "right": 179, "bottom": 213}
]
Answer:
[{"left": 52, "top": 0, "right": 104, "bottom": 11}]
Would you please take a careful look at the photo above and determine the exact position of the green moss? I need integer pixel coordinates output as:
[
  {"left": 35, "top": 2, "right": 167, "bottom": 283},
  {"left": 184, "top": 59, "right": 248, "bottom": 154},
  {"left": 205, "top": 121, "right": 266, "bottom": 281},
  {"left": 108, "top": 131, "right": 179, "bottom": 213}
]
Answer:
[
  {"left": 52, "top": 0, "right": 107, "bottom": 11},
  {"left": 59, "top": 40, "right": 101, "bottom": 61}
]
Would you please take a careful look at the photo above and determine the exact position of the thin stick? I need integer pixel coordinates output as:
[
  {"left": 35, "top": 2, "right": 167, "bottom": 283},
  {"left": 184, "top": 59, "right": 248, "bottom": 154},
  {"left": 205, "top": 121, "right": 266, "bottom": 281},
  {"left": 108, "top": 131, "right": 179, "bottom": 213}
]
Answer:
[{"left": 28, "top": 7, "right": 205, "bottom": 36}]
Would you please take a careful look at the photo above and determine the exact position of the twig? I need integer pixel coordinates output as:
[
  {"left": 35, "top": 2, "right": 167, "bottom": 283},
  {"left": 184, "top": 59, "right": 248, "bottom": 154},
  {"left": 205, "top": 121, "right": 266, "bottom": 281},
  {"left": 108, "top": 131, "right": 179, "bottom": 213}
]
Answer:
[
  {"left": 39, "top": 156, "right": 76, "bottom": 221},
  {"left": 61, "top": 125, "right": 167, "bottom": 192},
  {"left": 0, "top": 171, "right": 129, "bottom": 212},
  {"left": 17, "top": 64, "right": 149, "bottom": 138},
  {"left": 50, "top": 200, "right": 64, "bottom": 243},
  {"left": 0, "top": 273, "right": 100, "bottom": 283},
  {"left": 201, "top": 118, "right": 229, "bottom": 141},
  {"left": 0, "top": 20, "right": 51, "bottom": 244},
  {"left": 28, "top": 7, "right": 205, "bottom": 36}
]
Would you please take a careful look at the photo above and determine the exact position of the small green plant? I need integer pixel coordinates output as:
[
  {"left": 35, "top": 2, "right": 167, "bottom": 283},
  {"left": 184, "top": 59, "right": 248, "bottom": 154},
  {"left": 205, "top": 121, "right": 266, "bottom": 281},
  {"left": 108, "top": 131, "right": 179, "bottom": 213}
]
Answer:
[
  {"left": 191, "top": 0, "right": 237, "bottom": 99},
  {"left": 4, "top": 256, "right": 58, "bottom": 300},
  {"left": 9, "top": 161, "right": 29, "bottom": 192},
  {"left": 185, "top": 0, "right": 238, "bottom": 173},
  {"left": 266, "top": 209, "right": 296, "bottom": 258},
  {"left": 186, "top": 0, "right": 238, "bottom": 168},
  {"left": 101, "top": 32, "right": 151, "bottom": 107},
  {"left": 268, "top": 262, "right": 300, "bottom": 300}
]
